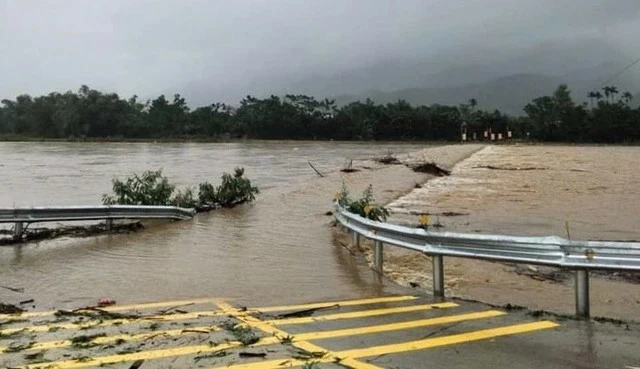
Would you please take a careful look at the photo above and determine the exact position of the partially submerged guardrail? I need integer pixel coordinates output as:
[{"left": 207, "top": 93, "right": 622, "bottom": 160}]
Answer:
[
  {"left": 334, "top": 203, "right": 640, "bottom": 319},
  {"left": 0, "top": 205, "right": 196, "bottom": 237}
]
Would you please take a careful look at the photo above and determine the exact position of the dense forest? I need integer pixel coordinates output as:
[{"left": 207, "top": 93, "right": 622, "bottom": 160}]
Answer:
[{"left": 0, "top": 84, "right": 637, "bottom": 142}]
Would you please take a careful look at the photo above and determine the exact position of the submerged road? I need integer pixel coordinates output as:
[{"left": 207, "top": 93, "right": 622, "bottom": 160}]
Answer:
[{"left": 1, "top": 285, "right": 637, "bottom": 368}]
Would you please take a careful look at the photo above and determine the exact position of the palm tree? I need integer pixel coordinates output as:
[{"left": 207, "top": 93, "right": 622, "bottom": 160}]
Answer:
[
  {"left": 594, "top": 91, "right": 603, "bottom": 102},
  {"left": 602, "top": 86, "right": 612, "bottom": 102},
  {"left": 587, "top": 91, "right": 597, "bottom": 108},
  {"left": 622, "top": 91, "right": 634, "bottom": 104},
  {"left": 610, "top": 85, "right": 619, "bottom": 102},
  {"left": 595, "top": 91, "right": 603, "bottom": 101}
]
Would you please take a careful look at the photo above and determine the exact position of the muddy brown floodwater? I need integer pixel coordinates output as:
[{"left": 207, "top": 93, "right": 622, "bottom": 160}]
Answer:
[
  {"left": 0, "top": 141, "right": 432, "bottom": 310},
  {"left": 381, "top": 144, "right": 640, "bottom": 321},
  {"left": 0, "top": 142, "right": 638, "bottom": 321}
]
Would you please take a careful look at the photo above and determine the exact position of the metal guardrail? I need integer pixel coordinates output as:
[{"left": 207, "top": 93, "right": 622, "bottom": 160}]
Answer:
[
  {"left": 334, "top": 203, "right": 640, "bottom": 319},
  {"left": 1, "top": 205, "right": 196, "bottom": 236}
]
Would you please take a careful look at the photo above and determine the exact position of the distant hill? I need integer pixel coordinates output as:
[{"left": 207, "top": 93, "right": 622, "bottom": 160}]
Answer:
[
  {"left": 334, "top": 74, "right": 564, "bottom": 115},
  {"left": 180, "top": 38, "right": 640, "bottom": 114}
]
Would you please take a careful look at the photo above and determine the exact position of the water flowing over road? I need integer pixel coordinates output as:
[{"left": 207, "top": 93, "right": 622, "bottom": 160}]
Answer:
[{"left": 0, "top": 141, "right": 431, "bottom": 309}]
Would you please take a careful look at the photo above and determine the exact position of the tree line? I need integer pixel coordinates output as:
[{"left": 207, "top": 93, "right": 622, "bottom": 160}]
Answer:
[{"left": 0, "top": 84, "right": 637, "bottom": 142}]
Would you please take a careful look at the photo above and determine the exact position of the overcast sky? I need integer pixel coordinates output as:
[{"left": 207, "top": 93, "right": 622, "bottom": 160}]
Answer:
[{"left": 1, "top": 0, "right": 639, "bottom": 102}]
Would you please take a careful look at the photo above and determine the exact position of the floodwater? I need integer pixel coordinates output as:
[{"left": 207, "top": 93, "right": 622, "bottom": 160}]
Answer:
[
  {"left": 388, "top": 145, "right": 640, "bottom": 241},
  {"left": 0, "top": 141, "right": 429, "bottom": 309}
]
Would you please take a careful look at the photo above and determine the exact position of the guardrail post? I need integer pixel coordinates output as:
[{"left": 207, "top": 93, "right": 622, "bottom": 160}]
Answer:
[
  {"left": 13, "top": 222, "right": 23, "bottom": 238},
  {"left": 352, "top": 232, "right": 360, "bottom": 247},
  {"left": 106, "top": 219, "right": 113, "bottom": 231},
  {"left": 575, "top": 269, "right": 590, "bottom": 318},
  {"left": 374, "top": 241, "right": 383, "bottom": 273},
  {"left": 432, "top": 255, "right": 445, "bottom": 297}
]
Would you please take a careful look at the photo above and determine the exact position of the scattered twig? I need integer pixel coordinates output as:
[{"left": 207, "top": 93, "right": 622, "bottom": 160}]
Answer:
[
  {"left": 239, "top": 352, "right": 267, "bottom": 358},
  {"left": 194, "top": 350, "right": 228, "bottom": 362},
  {"left": 338, "top": 241, "right": 356, "bottom": 256},
  {"left": 275, "top": 304, "right": 339, "bottom": 319},
  {"left": 129, "top": 359, "right": 144, "bottom": 369},
  {"left": 181, "top": 328, "right": 212, "bottom": 334},
  {"left": 18, "top": 299, "right": 34, "bottom": 305},
  {"left": 157, "top": 303, "right": 195, "bottom": 315},
  {"left": 291, "top": 347, "right": 326, "bottom": 360},
  {"left": 56, "top": 307, "right": 140, "bottom": 320},
  {"left": 143, "top": 332, "right": 169, "bottom": 341},
  {"left": 0, "top": 303, "right": 25, "bottom": 314}
]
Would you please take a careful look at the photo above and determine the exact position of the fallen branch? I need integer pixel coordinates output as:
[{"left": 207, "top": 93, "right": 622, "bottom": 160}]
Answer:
[
  {"left": 239, "top": 352, "right": 267, "bottom": 358},
  {"left": 0, "top": 285, "right": 24, "bottom": 293},
  {"left": 157, "top": 303, "right": 195, "bottom": 315},
  {"left": 307, "top": 161, "right": 325, "bottom": 177},
  {"left": 56, "top": 307, "right": 141, "bottom": 320},
  {"left": 181, "top": 328, "right": 213, "bottom": 334},
  {"left": 474, "top": 165, "right": 547, "bottom": 171},
  {"left": 274, "top": 304, "right": 339, "bottom": 319},
  {"left": 338, "top": 241, "right": 355, "bottom": 256}
]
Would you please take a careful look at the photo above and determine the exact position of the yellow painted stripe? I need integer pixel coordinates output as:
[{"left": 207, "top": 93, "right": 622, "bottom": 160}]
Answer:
[
  {"left": 15, "top": 340, "right": 249, "bottom": 369},
  {"left": 206, "top": 321, "right": 558, "bottom": 369},
  {"left": 251, "top": 295, "right": 418, "bottom": 313},
  {"left": 337, "top": 320, "right": 559, "bottom": 358},
  {"left": 13, "top": 306, "right": 506, "bottom": 368},
  {"left": 0, "top": 310, "right": 224, "bottom": 335},
  {"left": 0, "top": 325, "right": 221, "bottom": 353},
  {"left": 294, "top": 310, "right": 506, "bottom": 341},
  {"left": 0, "top": 297, "right": 221, "bottom": 319},
  {"left": 266, "top": 302, "right": 458, "bottom": 325},
  {"left": 216, "top": 301, "right": 382, "bottom": 369}
]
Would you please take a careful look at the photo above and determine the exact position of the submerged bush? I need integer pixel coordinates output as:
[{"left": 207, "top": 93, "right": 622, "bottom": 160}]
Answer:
[
  {"left": 171, "top": 187, "right": 197, "bottom": 208},
  {"left": 215, "top": 168, "right": 260, "bottom": 207},
  {"left": 198, "top": 181, "right": 217, "bottom": 205},
  {"left": 336, "top": 184, "right": 389, "bottom": 222},
  {"left": 102, "top": 170, "right": 175, "bottom": 206},
  {"left": 102, "top": 168, "right": 259, "bottom": 211}
]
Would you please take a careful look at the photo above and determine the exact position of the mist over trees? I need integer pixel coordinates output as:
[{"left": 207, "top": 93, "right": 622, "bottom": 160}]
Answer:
[{"left": 0, "top": 84, "right": 637, "bottom": 143}]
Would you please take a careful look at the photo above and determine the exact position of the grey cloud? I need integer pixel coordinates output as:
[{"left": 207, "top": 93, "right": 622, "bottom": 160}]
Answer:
[{"left": 1, "top": 0, "right": 639, "bottom": 103}]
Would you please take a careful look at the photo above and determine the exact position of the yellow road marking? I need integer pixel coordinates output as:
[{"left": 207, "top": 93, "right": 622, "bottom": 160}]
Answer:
[
  {"left": 337, "top": 320, "right": 559, "bottom": 358},
  {"left": 216, "top": 301, "right": 382, "bottom": 369},
  {"left": 0, "top": 325, "right": 221, "bottom": 353},
  {"left": 266, "top": 302, "right": 458, "bottom": 325},
  {"left": 251, "top": 295, "right": 418, "bottom": 313},
  {"left": 293, "top": 310, "right": 506, "bottom": 341},
  {"left": 16, "top": 341, "right": 247, "bottom": 369},
  {"left": 0, "top": 298, "right": 220, "bottom": 319},
  {"left": 206, "top": 321, "right": 558, "bottom": 369},
  {"left": 9, "top": 304, "right": 545, "bottom": 369},
  {"left": 0, "top": 310, "right": 225, "bottom": 335}
]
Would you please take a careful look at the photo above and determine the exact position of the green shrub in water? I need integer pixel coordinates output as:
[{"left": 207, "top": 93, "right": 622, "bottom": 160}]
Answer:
[
  {"left": 215, "top": 168, "right": 259, "bottom": 207},
  {"left": 336, "top": 184, "right": 389, "bottom": 222},
  {"left": 102, "top": 170, "right": 175, "bottom": 206},
  {"left": 102, "top": 168, "right": 259, "bottom": 211}
]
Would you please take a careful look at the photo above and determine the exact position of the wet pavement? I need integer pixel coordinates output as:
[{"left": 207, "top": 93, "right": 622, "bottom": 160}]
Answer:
[{"left": 1, "top": 287, "right": 637, "bottom": 369}]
